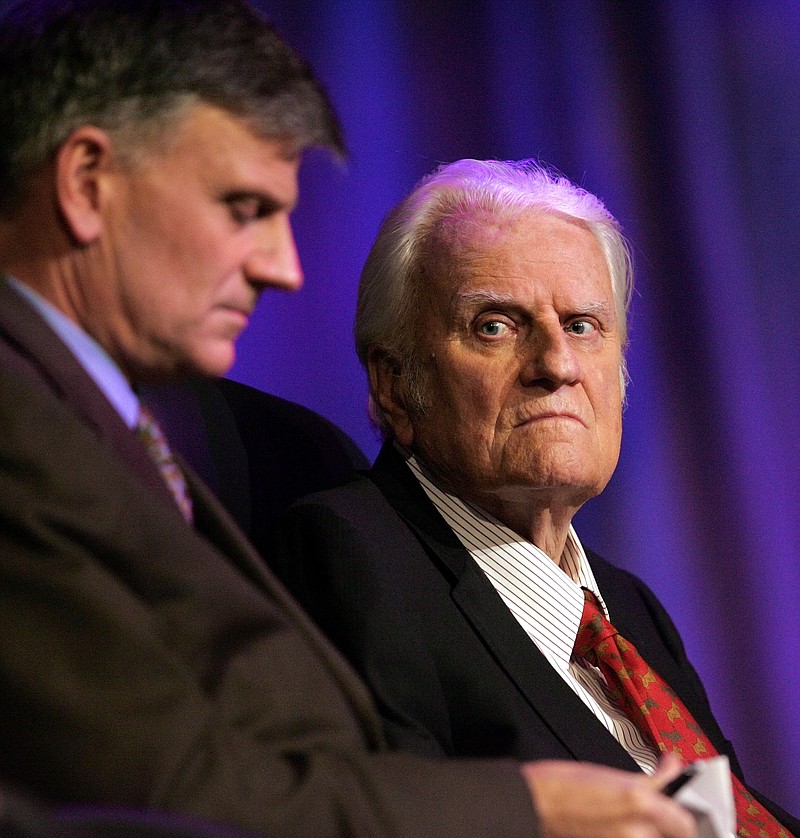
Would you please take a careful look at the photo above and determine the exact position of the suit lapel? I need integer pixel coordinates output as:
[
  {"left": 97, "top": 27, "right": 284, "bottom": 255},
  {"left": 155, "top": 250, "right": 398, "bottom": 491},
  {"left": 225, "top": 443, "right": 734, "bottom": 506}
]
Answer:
[
  {"left": 370, "top": 444, "right": 641, "bottom": 770},
  {"left": 184, "top": 454, "right": 387, "bottom": 749},
  {"left": 184, "top": 463, "right": 273, "bottom": 590}
]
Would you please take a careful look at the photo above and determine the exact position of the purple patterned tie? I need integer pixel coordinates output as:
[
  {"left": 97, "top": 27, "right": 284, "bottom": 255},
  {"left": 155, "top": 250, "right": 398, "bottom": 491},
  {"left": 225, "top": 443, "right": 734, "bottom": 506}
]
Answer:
[{"left": 135, "top": 404, "right": 193, "bottom": 523}]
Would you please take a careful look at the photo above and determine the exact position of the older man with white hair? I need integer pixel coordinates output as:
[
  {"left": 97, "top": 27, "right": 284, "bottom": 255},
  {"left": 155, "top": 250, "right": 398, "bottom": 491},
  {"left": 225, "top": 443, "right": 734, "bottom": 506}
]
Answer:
[{"left": 269, "top": 158, "right": 799, "bottom": 838}]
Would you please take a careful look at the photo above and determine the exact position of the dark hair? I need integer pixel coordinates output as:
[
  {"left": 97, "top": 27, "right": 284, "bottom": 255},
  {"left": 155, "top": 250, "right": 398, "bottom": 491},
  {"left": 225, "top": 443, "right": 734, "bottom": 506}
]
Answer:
[{"left": 0, "top": 0, "right": 344, "bottom": 213}]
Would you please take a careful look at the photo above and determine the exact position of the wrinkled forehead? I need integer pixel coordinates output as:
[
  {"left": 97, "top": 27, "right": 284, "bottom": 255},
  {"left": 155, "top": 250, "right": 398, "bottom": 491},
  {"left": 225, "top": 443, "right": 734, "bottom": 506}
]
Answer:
[
  {"left": 416, "top": 207, "right": 605, "bottom": 306},
  {"left": 416, "top": 209, "right": 513, "bottom": 302},
  {"left": 424, "top": 206, "right": 515, "bottom": 260}
]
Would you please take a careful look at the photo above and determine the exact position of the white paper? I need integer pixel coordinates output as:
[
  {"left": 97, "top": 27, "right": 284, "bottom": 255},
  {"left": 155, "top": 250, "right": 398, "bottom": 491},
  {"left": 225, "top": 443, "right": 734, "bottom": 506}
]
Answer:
[{"left": 673, "top": 755, "right": 736, "bottom": 838}]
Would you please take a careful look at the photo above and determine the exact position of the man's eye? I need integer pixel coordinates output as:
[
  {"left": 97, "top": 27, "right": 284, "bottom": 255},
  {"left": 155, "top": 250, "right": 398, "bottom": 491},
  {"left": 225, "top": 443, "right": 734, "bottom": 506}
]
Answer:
[
  {"left": 478, "top": 320, "right": 509, "bottom": 337},
  {"left": 566, "top": 319, "right": 596, "bottom": 336},
  {"left": 228, "top": 198, "right": 264, "bottom": 224}
]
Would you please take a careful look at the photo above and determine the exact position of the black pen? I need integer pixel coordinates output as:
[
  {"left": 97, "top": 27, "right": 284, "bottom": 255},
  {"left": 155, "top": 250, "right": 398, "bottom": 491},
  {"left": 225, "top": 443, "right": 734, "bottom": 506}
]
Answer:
[{"left": 662, "top": 765, "right": 698, "bottom": 797}]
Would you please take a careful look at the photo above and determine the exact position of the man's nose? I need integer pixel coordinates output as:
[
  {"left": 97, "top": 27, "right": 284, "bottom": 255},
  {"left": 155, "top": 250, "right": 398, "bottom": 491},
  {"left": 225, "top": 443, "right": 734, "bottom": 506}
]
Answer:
[
  {"left": 244, "top": 214, "right": 304, "bottom": 292},
  {"left": 520, "top": 326, "right": 580, "bottom": 388}
]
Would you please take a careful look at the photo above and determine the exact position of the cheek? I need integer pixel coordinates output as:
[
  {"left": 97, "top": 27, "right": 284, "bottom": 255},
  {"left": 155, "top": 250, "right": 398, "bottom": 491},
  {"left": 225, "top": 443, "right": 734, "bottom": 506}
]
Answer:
[
  {"left": 602, "top": 414, "right": 623, "bottom": 471},
  {"left": 434, "top": 361, "right": 507, "bottom": 418},
  {"left": 156, "top": 238, "right": 230, "bottom": 309},
  {"left": 594, "top": 377, "right": 624, "bottom": 457},
  {"left": 136, "top": 198, "right": 223, "bottom": 274}
]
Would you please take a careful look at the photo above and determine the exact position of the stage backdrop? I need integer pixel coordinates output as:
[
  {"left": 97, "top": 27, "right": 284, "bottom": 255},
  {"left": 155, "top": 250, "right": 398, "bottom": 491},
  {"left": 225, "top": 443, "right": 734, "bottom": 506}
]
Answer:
[{"left": 231, "top": 0, "right": 800, "bottom": 814}]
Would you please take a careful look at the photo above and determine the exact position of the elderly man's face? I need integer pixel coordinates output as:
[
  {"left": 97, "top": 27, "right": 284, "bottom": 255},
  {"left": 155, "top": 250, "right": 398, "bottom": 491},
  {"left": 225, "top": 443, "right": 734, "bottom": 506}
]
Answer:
[
  {"left": 86, "top": 102, "right": 303, "bottom": 381},
  {"left": 395, "top": 210, "right": 623, "bottom": 518}
]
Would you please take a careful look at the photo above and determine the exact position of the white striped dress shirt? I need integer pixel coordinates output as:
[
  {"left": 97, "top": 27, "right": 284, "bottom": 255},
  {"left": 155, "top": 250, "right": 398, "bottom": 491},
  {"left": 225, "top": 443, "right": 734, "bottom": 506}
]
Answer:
[{"left": 404, "top": 451, "right": 660, "bottom": 774}]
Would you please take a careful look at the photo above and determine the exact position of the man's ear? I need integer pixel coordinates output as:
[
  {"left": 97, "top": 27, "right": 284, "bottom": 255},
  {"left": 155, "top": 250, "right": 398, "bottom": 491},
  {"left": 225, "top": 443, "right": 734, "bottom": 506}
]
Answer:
[
  {"left": 54, "top": 125, "right": 115, "bottom": 245},
  {"left": 368, "top": 349, "right": 415, "bottom": 447}
]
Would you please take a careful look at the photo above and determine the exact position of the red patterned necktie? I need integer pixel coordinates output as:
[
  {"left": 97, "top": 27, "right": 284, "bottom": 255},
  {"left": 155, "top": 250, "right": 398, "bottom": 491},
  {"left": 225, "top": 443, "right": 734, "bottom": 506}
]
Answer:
[
  {"left": 575, "top": 589, "right": 791, "bottom": 838},
  {"left": 135, "top": 404, "right": 194, "bottom": 523}
]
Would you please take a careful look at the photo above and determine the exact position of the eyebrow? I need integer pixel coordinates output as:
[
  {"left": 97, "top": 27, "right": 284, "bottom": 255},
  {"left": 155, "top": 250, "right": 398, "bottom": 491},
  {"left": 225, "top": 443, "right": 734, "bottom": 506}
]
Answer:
[
  {"left": 451, "top": 290, "right": 617, "bottom": 327},
  {"left": 454, "top": 290, "right": 614, "bottom": 315},
  {"left": 572, "top": 300, "right": 616, "bottom": 319},
  {"left": 222, "top": 190, "right": 294, "bottom": 214},
  {"left": 453, "top": 290, "right": 518, "bottom": 310}
]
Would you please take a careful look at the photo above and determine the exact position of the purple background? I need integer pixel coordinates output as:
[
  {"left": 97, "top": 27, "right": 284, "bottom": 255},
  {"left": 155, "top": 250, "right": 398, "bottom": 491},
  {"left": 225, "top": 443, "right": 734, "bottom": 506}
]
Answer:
[{"left": 231, "top": 1, "right": 800, "bottom": 814}]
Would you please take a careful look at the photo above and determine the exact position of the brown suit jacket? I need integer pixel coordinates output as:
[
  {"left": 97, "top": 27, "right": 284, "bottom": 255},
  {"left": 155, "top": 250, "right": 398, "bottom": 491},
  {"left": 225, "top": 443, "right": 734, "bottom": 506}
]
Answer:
[{"left": 0, "top": 281, "right": 536, "bottom": 838}]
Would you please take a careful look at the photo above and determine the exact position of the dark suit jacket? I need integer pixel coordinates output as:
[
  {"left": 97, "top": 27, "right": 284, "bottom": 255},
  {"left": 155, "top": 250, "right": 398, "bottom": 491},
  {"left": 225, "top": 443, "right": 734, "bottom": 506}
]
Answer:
[
  {"left": 140, "top": 377, "right": 369, "bottom": 556},
  {"left": 0, "top": 282, "right": 537, "bottom": 838},
  {"left": 268, "top": 442, "right": 800, "bottom": 833}
]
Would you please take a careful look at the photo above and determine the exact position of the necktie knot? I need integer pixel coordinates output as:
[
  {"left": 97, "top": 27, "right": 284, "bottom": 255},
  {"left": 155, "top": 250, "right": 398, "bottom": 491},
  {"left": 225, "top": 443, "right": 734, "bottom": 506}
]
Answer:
[
  {"left": 136, "top": 404, "right": 193, "bottom": 523},
  {"left": 574, "top": 588, "right": 618, "bottom": 664}
]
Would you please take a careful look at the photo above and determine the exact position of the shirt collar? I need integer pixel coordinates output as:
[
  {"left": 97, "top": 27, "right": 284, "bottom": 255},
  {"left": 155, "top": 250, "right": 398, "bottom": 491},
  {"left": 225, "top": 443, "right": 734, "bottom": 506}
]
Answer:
[
  {"left": 5, "top": 276, "right": 140, "bottom": 428},
  {"left": 402, "top": 447, "right": 609, "bottom": 673}
]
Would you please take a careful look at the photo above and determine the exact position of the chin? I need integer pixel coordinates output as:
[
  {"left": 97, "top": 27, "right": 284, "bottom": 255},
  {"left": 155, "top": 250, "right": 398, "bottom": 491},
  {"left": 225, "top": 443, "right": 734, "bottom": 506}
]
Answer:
[
  {"left": 196, "top": 361, "right": 235, "bottom": 379},
  {"left": 513, "top": 465, "right": 603, "bottom": 498},
  {"left": 189, "top": 342, "right": 237, "bottom": 378}
]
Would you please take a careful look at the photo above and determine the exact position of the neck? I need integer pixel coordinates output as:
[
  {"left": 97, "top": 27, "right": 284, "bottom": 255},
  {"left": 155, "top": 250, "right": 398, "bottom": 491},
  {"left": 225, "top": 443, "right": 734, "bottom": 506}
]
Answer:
[{"left": 477, "top": 495, "right": 577, "bottom": 563}]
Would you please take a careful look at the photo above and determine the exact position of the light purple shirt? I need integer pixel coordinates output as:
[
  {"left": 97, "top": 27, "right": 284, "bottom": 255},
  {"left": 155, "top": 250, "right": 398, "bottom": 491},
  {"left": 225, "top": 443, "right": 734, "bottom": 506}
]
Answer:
[{"left": 5, "top": 276, "right": 139, "bottom": 428}]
